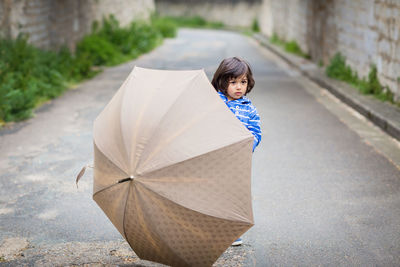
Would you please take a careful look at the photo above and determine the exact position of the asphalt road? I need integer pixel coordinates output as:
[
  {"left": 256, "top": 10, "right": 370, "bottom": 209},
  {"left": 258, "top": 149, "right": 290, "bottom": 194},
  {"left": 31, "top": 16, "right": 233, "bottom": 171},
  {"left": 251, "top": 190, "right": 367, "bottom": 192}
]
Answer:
[{"left": 1, "top": 28, "right": 400, "bottom": 266}]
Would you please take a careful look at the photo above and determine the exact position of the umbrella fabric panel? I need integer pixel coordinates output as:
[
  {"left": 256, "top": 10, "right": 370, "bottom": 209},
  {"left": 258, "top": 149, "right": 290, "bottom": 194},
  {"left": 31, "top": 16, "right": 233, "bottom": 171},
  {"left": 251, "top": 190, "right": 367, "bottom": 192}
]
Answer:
[
  {"left": 93, "top": 76, "right": 130, "bottom": 174},
  {"left": 123, "top": 182, "right": 189, "bottom": 267},
  {"left": 139, "top": 138, "right": 254, "bottom": 224},
  {"left": 93, "top": 143, "right": 129, "bottom": 194},
  {"left": 94, "top": 67, "right": 204, "bottom": 178},
  {"left": 119, "top": 68, "right": 204, "bottom": 175},
  {"left": 93, "top": 182, "right": 130, "bottom": 239},
  {"left": 125, "top": 182, "right": 251, "bottom": 267},
  {"left": 134, "top": 70, "right": 252, "bottom": 175}
]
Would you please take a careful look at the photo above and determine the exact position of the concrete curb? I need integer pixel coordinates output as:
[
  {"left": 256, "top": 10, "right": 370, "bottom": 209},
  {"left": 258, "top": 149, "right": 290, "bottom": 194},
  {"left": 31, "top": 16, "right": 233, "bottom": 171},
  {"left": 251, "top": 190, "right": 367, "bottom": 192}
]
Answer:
[{"left": 253, "top": 33, "right": 400, "bottom": 142}]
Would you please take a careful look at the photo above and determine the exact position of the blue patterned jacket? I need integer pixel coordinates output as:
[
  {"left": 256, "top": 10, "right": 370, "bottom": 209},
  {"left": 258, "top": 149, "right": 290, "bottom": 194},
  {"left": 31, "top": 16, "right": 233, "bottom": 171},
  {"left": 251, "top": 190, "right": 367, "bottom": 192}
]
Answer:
[{"left": 218, "top": 92, "right": 261, "bottom": 151}]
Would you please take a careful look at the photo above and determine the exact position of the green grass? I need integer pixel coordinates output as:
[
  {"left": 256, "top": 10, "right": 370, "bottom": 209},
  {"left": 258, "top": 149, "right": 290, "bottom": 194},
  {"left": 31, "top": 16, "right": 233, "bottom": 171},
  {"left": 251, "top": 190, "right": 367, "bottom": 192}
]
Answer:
[
  {"left": 269, "top": 33, "right": 310, "bottom": 58},
  {"left": 284, "top": 41, "right": 310, "bottom": 59},
  {"left": 0, "top": 15, "right": 177, "bottom": 126},
  {"left": 252, "top": 18, "right": 260, "bottom": 32},
  {"left": 151, "top": 16, "right": 177, "bottom": 38},
  {"left": 0, "top": 35, "right": 83, "bottom": 124},
  {"left": 156, "top": 15, "right": 224, "bottom": 29},
  {"left": 269, "top": 33, "right": 285, "bottom": 46},
  {"left": 326, "top": 52, "right": 399, "bottom": 106}
]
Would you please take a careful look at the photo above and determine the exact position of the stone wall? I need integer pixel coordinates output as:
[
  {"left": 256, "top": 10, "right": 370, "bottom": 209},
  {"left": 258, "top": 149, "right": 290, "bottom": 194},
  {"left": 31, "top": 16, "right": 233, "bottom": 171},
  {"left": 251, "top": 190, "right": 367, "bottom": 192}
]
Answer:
[
  {"left": 259, "top": 0, "right": 309, "bottom": 53},
  {"left": 0, "top": 0, "right": 155, "bottom": 50},
  {"left": 258, "top": 0, "right": 400, "bottom": 99},
  {"left": 155, "top": 0, "right": 261, "bottom": 28}
]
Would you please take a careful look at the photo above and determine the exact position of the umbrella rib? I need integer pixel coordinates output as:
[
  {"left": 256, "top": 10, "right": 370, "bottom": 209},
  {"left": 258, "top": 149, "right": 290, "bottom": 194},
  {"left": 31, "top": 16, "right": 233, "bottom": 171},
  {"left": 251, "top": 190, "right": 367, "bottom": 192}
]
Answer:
[
  {"left": 122, "top": 180, "right": 132, "bottom": 249},
  {"left": 92, "top": 177, "right": 131, "bottom": 198}
]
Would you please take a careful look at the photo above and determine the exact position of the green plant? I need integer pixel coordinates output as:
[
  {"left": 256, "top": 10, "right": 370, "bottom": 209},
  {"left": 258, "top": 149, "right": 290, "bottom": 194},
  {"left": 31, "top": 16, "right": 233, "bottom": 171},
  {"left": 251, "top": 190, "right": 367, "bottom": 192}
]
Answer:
[
  {"left": 252, "top": 18, "right": 260, "bottom": 32},
  {"left": 0, "top": 35, "right": 69, "bottom": 122},
  {"left": 269, "top": 33, "right": 285, "bottom": 46},
  {"left": 180, "top": 16, "right": 207, "bottom": 27},
  {"left": 207, "top": 20, "right": 224, "bottom": 29},
  {"left": 269, "top": 34, "right": 310, "bottom": 58},
  {"left": 129, "top": 22, "right": 163, "bottom": 53},
  {"left": 0, "top": 15, "right": 173, "bottom": 126},
  {"left": 360, "top": 65, "right": 381, "bottom": 94},
  {"left": 151, "top": 16, "right": 177, "bottom": 38},
  {"left": 158, "top": 16, "right": 224, "bottom": 29},
  {"left": 74, "top": 15, "right": 164, "bottom": 68},
  {"left": 326, "top": 53, "right": 399, "bottom": 105},
  {"left": 241, "top": 29, "right": 255, "bottom": 37},
  {"left": 285, "top": 41, "right": 304, "bottom": 56},
  {"left": 76, "top": 34, "right": 121, "bottom": 66},
  {"left": 326, "top": 52, "right": 358, "bottom": 85}
]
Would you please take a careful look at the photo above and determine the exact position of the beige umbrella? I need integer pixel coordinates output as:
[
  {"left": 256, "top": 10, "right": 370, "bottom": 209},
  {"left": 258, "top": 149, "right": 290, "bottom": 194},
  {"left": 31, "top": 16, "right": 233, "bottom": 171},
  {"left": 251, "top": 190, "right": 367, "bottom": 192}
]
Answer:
[{"left": 78, "top": 66, "right": 254, "bottom": 267}]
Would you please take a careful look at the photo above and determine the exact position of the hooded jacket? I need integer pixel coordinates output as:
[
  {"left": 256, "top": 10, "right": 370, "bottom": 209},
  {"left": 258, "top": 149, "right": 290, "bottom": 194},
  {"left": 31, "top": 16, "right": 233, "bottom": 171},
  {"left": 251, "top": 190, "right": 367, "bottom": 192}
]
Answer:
[{"left": 218, "top": 92, "right": 261, "bottom": 151}]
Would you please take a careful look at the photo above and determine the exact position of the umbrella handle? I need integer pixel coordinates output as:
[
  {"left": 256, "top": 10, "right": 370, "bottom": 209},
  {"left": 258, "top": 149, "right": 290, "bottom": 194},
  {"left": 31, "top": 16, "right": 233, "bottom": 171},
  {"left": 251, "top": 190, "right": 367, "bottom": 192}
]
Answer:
[{"left": 76, "top": 164, "right": 93, "bottom": 188}]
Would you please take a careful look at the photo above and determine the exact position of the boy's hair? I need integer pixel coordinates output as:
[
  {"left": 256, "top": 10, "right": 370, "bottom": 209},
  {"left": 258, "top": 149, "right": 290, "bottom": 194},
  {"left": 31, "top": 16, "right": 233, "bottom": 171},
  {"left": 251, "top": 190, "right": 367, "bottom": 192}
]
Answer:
[{"left": 211, "top": 57, "right": 255, "bottom": 96}]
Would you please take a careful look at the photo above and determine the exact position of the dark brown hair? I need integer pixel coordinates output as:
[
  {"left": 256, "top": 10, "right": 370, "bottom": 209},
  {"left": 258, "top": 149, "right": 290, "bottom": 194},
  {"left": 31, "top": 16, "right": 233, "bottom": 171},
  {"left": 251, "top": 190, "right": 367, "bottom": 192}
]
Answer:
[{"left": 211, "top": 57, "right": 255, "bottom": 96}]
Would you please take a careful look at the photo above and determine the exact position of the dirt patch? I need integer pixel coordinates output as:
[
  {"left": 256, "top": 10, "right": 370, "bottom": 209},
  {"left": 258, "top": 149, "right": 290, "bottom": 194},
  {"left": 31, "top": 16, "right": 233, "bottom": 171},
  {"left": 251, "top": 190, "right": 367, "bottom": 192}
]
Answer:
[{"left": 0, "top": 237, "right": 30, "bottom": 261}]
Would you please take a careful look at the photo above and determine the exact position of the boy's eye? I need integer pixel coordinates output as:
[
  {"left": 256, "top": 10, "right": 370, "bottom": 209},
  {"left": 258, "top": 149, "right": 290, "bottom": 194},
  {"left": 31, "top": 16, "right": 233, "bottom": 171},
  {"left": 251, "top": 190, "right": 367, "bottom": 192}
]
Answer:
[{"left": 242, "top": 80, "right": 248, "bottom": 84}]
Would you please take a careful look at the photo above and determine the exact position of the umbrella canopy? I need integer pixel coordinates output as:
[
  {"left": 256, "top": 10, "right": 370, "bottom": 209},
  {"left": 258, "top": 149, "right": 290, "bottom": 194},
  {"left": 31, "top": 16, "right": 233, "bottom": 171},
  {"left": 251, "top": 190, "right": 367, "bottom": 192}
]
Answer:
[{"left": 91, "top": 66, "right": 254, "bottom": 266}]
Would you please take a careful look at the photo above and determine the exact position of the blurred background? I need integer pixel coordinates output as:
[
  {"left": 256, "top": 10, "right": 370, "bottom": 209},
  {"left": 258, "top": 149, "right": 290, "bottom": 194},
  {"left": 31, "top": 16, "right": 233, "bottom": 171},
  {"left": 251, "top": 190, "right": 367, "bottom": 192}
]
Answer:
[{"left": 0, "top": 0, "right": 399, "bottom": 127}]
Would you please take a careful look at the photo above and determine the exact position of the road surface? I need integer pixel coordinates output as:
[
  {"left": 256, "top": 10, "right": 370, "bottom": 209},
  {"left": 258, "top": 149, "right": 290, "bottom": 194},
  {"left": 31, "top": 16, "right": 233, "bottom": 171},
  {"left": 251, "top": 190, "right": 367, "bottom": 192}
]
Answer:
[{"left": 1, "top": 28, "right": 399, "bottom": 266}]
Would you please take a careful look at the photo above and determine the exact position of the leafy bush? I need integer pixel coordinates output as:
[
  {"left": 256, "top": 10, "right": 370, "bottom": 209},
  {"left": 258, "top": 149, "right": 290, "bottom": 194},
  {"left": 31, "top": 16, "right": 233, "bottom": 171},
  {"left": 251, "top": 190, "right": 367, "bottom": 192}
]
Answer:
[
  {"left": 0, "top": 15, "right": 176, "bottom": 125},
  {"left": 285, "top": 41, "right": 310, "bottom": 58},
  {"left": 326, "top": 53, "right": 358, "bottom": 84},
  {"left": 151, "top": 16, "right": 177, "bottom": 38},
  {"left": 129, "top": 22, "right": 163, "bottom": 54},
  {"left": 326, "top": 52, "right": 397, "bottom": 104},
  {"left": 0, "top": 35, "right": 68, "bottom": 122},
  {"left": 76, "top": 34, "right": 122, "bottom": 66},
  {"left": 75, "top": 16, "right": 163, "bottom": 67}
]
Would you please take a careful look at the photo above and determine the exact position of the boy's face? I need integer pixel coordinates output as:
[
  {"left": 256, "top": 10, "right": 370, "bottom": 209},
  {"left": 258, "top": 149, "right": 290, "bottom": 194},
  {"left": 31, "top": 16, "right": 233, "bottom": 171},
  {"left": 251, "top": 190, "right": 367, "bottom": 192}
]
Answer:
[{"left": 226, "top": 74, "right": 248, "bottom": 101}]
